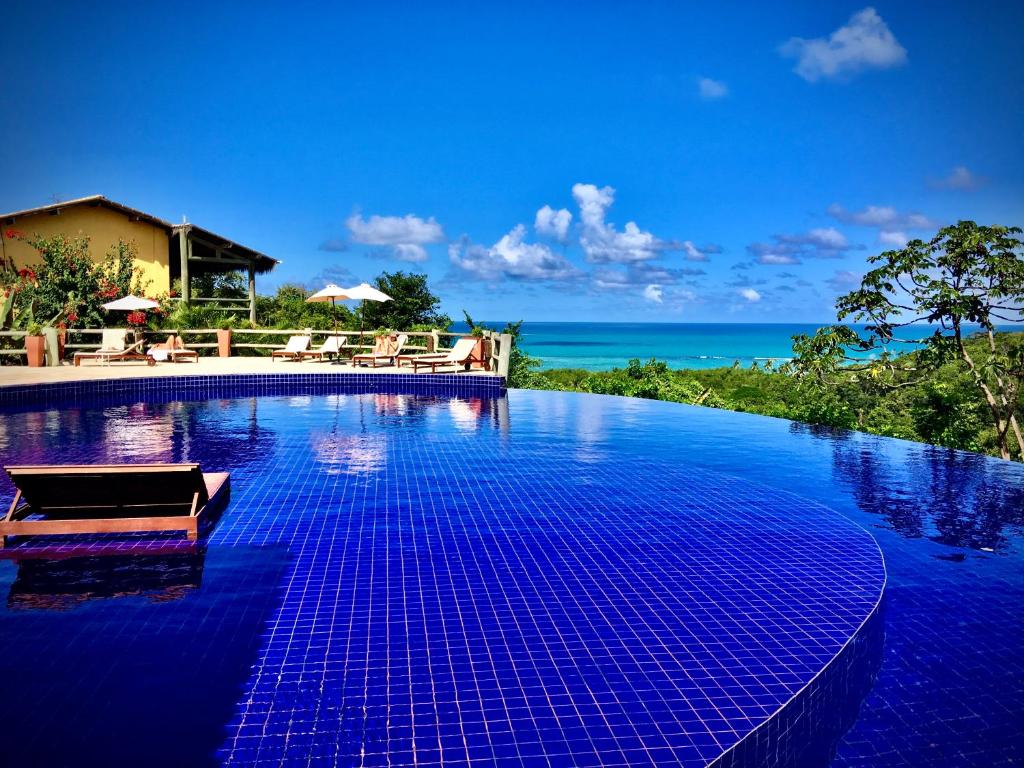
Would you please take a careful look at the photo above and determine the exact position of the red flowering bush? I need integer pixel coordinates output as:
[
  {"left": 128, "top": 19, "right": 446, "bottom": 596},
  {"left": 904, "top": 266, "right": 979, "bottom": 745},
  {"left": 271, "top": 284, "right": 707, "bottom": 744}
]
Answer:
[
  {"left": 18, "top": 234, "right": 147, "bottom": 328},
  {"left": 3, "top": 229, "right": 23, "bottom": 240},
  {"left": 126, "top": 311, "right": 147, "bottom": 326}
]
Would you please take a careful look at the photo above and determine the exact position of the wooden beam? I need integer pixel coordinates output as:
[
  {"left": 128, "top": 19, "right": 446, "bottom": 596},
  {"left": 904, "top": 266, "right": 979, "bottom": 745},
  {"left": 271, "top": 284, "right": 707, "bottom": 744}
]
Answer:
[
  {"left": 248, "top": 264, "right": 257, "bottom": 324},
  {"left": 187, "top": 256, "right": 251, "bottom": 266},
  {"left": 190, "top": 234, "right": 244, "bottom": 255}
]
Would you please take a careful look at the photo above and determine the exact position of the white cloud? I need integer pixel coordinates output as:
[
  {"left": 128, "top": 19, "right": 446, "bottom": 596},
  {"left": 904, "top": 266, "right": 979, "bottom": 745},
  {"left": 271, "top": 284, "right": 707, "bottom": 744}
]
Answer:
[
  {"left": 346, "top": 212, "right": 444, "bottom": 261},
  {"left": 878, "top": 230, "right": 908, "bottom": 247},
  {"left": 780, "top": 7, "right": 907, "bottom": 82},
  {"left": 346, "top": 213, "right": 444, "bottom": 245},
  {"left": 572, "top": 183, "right": 674, "bottom": 263},
  {"left": 827, "top": 203, "right": 934, "bottom": 230},
  {"left": 448, "top": 226, "right": 578, "bottom": 282},
  {"left": 930, "top": 165, "right": 982, "bottom": 191},
  {"left": 534, "top": 205, "right": 573, "bottom": 242},
  {"left": 643, "top": 284, "right": 664, "bottom": 303},
  {"left": 697, "top": 77, "right": 728, "bottom": 100},
  {"left": 739, "top": 288, "right": 761, "bottom": 302}
]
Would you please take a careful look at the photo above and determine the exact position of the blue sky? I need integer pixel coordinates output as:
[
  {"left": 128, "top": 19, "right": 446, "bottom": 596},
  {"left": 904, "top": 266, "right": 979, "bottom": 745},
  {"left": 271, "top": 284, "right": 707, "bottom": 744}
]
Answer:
[{"left": 2, "top": 2, "right": 1022, "bottom": 322}]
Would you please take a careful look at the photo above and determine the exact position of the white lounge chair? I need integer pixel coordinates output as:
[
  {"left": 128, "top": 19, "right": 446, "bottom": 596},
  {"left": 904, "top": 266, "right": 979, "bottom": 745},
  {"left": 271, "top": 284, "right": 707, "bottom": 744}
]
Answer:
[
  {"left": 408, "top": 337, "right": 485, "bottom": 373},
  {"left": 271, "top": 335, "right": 311, "bottom": 361},
  {"left": 74, "top": 329, "right": 154, "bottom": 367},
  {"left": 301, "top": 335, "right": 347, "bottom": 362}
]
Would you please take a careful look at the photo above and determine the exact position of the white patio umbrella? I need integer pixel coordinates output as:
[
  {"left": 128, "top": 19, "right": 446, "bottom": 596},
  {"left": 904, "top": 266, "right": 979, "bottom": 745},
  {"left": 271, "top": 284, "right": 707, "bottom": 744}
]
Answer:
[
  {"left": 101, "top": 295, "right": 160, "bottom": 311},
  {"left": 101, "top": 295, "right": 160, "bottom": 338},
  {"left": 306, "top": 284, "right": 352, "bottom": 335},
  {"left": 342, "top": 283, "right": 393, "bottom": 336}
]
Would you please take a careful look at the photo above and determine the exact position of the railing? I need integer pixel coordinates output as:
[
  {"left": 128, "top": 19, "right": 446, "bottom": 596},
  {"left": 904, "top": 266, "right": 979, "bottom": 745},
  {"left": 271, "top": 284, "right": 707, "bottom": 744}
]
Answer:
[
  {"left": 32, "top": 326, "right": 514, "bottom": 376},
  {"left": 0, "top": 330, "right": 27, "bottom": 359}
]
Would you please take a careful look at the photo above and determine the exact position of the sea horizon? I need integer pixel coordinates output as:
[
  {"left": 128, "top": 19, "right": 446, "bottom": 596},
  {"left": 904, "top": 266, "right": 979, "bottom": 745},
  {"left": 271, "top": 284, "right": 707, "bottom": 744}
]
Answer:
[{"left": 452, "top": 320, "right": 1011, "bottom": 372}]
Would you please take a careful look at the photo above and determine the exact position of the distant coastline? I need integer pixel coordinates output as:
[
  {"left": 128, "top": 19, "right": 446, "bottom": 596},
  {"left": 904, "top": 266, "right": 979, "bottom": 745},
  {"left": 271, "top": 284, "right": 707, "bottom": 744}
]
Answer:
[{"left": 453, "top": 321, "right": 1008, "bottom": 372}]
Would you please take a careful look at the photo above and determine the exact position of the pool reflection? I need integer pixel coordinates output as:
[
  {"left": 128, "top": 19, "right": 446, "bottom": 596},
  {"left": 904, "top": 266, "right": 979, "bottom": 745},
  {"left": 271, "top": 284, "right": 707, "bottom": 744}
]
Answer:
[
  {"left": 829, "top": 437, "right": 1024, "bottom": 553},
  {"left": 5, "top": 548, "right": 206, "bottom": 611}
]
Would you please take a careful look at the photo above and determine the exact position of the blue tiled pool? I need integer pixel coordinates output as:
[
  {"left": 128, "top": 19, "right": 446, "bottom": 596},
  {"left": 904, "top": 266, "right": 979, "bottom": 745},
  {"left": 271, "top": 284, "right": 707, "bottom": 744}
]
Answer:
[{"left": 0, "top": 382, "right": 1021, "bottom": 766}]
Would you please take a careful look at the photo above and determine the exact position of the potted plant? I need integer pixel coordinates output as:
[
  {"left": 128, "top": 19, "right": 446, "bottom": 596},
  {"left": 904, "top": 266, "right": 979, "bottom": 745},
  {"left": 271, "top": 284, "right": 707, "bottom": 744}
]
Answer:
[
  {"left": 461, "top": 310, "right": 491, "bottom": 370},
  {"left": 217, "top": 317, "right": 233, "bottom": 358},
  {"left": 465, "top": 326, "right": 491, "bottom": 370},
  {"left": 24, "top": 321, "right": 45, "bottom": 367},
  {"left": 55, "top": 322, "right": 67, "bottom": 361}
]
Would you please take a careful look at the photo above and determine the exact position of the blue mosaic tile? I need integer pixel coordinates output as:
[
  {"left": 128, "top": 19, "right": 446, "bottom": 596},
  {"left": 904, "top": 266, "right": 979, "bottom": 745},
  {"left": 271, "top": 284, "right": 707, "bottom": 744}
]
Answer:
[
  {"left": 0, "top": 371, "right": 506, "bottom": 411},
  {"left": 0, "top": 387, "right": 886, "bottom": 767}
]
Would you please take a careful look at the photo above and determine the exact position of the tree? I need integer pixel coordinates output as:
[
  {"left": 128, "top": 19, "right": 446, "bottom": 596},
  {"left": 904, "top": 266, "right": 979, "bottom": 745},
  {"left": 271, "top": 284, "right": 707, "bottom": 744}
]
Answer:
[
  {"left": 789, "top": 221, "right": 1024, "bottom": 460},
  {"left": 361, "top": 271, "right": 450, "bottom": 330},
  {"left": 253, "top": 283, "right": 353, "bottom": 330}
]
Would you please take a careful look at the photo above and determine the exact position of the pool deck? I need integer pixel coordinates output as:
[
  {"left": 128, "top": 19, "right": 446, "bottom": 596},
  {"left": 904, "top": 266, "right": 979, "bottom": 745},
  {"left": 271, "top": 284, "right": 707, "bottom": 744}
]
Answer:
[{"left": 0, "top": 357, "right": 498, "bottom": 388}]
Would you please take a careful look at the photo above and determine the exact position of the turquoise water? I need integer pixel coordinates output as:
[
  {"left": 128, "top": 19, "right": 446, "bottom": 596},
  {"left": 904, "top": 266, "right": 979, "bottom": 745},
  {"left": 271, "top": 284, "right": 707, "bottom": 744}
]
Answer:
[{"left": 455, "top": 322, "right": 984, "bottom": 372}]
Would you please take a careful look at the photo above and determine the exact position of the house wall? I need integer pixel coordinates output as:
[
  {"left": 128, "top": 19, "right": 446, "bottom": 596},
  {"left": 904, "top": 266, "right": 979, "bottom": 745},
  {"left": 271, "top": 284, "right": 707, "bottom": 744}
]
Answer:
[{"left": 0, "top": 206, "right": 171, "bottom": 292}]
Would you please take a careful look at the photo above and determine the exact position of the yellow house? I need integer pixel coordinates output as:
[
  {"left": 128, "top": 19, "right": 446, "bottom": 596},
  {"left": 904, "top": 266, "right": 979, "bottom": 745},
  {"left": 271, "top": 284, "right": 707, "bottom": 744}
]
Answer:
[{"left": 0, "top": 195, "right": 278, "bottom": 322}]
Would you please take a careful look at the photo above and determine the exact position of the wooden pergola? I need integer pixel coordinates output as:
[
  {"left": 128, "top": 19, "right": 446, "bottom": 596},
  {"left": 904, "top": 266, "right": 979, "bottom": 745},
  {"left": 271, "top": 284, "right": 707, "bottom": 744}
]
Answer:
[{"left": 171, "top": 224, "right": 278, "bottom": 323}]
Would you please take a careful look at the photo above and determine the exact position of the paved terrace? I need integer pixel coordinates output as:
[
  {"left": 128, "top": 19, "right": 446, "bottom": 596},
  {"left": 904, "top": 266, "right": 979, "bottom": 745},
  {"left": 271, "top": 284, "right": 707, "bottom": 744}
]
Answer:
[{"left": 0, "top": 357, "right": 500, "bottom": 388}]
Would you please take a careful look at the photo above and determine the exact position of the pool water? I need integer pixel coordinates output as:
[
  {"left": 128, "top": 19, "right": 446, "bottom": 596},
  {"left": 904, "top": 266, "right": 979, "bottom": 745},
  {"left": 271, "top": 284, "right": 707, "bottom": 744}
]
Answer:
[{"left": 0, "top": 388, "right": 1021, "bottom": 766}]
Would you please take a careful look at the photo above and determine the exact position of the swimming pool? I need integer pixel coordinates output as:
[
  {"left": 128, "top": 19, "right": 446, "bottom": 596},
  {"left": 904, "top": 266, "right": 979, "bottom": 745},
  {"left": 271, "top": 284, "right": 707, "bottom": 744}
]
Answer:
[{"left": 0, "top": 381, "right": 1021, "bottom": 766}]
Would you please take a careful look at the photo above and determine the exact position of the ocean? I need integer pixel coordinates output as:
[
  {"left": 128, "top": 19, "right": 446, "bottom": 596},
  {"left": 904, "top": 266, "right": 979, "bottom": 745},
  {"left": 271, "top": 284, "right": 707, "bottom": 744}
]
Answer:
[{"left": 451, "top": 321, "right": 1005, "bottom": 372}]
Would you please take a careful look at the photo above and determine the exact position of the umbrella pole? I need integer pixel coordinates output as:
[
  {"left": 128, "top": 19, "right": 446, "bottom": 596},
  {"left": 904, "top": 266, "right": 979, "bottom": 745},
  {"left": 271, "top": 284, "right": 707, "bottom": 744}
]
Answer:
[{"left": 332, "top": 298, "right": 338, "bottom": 336}]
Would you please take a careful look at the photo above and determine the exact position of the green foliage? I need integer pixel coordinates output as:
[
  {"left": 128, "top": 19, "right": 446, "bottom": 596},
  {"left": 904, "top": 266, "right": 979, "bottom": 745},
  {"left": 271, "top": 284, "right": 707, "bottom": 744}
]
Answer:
[
  {"left": 462, "top": 310, "right": 487, "bottom": 337},
  {"left": 580, "top": 359, "right": 718, "bottom": 406},
  {"left": 254, "top": 283, "right": 353, "bottom": 330},
  {"left": 363, "top": 272, "right": 450, "bottom": 330},
  {"left": 191, "top": 271, "right": 247, "bottom": 299},
  {"left": 502, "top": 320, "right": 546, "bottom": 389}
]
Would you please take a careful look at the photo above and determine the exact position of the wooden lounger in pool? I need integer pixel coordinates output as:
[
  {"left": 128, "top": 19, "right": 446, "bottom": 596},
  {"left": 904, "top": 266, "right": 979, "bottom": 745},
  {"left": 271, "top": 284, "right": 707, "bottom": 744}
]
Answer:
[{"left": 0, "top": 464, "right": 230, "bottom": 548}]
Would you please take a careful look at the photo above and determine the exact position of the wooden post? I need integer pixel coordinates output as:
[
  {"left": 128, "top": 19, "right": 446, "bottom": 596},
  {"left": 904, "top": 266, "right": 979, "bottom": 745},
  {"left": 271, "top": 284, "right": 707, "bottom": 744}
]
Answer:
[
  {"left": 178, "top": 227, "right": 191, "bottom": 303},
  {"left": 248, "top": 264, "right": 257, "bottom": 324}
]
